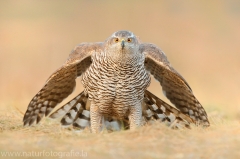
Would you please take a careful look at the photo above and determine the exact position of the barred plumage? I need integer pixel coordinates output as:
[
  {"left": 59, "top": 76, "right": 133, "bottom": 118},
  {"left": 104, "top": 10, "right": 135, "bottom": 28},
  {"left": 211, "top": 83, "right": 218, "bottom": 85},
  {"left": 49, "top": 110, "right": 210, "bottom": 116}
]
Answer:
[
  {"left": 23, "top": 30, "right": 210, "bottom": 133},
  {"left": 82, "top": 50, "right": 150, "bottom": 118},
  {"left": 49, "top": 90, "right": 194, "bottom": 131}
]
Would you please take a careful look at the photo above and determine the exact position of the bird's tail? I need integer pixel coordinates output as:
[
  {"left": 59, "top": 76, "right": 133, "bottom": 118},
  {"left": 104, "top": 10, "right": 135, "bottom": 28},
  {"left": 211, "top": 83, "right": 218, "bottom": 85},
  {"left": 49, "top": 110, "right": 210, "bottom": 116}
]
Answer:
[
  {"left": 142, "top": 90, "right": 194, "bottom": 129},
  {"left": 49, "top": 92, "right": 125, "bottom": 131},
  {"left": 49, "top": 92, "right": 90, "bottom": 130},
  {"left": 49, "top": 90, "right": 195, "bottom": 131}
]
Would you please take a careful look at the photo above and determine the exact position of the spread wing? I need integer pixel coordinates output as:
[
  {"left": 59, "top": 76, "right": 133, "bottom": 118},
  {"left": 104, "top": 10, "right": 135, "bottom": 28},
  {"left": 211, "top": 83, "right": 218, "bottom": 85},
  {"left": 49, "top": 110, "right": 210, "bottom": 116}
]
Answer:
[
  {"left": 140, "top": 43, "right": 210, "bottom": 126},
  {"left": 23, "top": 42, "right": 103, "bottom": 126}
]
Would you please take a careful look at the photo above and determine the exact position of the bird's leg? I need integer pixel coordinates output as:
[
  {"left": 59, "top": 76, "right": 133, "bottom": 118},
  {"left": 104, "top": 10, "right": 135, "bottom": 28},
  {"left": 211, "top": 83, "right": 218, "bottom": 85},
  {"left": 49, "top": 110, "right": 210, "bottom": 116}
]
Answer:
[
  {"left": 128, "top": 102, "right": 142, "bottom": 130},
  {"left": 90, "top": 102, "right": 102, "bottom": 133}
]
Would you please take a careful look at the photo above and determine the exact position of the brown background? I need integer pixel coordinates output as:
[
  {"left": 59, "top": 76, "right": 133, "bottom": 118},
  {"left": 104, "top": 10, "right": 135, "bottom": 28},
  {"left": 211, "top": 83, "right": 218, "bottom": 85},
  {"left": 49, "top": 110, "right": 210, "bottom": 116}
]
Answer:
[{"left": 1, "top": 0, "right": 240, "bottom": 120}]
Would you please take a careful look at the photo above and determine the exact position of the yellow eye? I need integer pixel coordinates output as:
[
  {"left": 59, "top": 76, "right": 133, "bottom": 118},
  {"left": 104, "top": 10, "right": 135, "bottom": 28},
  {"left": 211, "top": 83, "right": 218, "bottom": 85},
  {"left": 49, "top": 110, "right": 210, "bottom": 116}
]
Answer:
[
  {"left": 127, "top": 38, "right": 132, "bottom": 42},
  {"left": 115, "top": 38, "right": 119, "bottom": 42}
]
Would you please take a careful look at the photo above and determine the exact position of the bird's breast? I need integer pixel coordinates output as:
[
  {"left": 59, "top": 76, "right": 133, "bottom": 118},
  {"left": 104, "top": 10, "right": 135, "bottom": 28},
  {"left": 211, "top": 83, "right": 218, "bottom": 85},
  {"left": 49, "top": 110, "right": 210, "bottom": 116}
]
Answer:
[{"left": 81, "top": 53, "right": 151, "bottom": 116}]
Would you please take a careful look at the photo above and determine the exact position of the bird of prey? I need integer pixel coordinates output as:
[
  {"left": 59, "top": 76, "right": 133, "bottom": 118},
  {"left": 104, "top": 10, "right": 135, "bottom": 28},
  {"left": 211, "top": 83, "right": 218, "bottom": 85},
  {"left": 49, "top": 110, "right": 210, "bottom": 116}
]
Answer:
[{"left": 23, "top": 30, "right": 210, "bottom": 133}]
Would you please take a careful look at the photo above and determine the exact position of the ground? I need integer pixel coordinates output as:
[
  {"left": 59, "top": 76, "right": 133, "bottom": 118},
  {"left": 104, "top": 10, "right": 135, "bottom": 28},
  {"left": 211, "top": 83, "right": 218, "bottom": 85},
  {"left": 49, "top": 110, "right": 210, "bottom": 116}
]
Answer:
[{"left": 0, "top": 105, "right": 239, "bottom": 159}]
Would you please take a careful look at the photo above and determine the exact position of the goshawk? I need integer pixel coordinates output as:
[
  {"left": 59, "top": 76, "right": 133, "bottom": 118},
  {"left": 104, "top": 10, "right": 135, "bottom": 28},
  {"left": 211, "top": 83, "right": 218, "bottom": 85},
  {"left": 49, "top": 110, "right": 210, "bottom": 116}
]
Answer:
[{"left": 23, "top": 30, "right": 210, "bottom": 133}]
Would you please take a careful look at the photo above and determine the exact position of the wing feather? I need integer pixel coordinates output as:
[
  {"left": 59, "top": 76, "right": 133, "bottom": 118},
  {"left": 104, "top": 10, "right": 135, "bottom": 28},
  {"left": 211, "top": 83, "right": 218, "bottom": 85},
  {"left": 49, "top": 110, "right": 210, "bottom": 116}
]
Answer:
[
  {"left": 23, "top": 42, "right": 103, "bottom": 126},
  {"left": 141, "top": 43, "right": 209, "bottom": 126}
]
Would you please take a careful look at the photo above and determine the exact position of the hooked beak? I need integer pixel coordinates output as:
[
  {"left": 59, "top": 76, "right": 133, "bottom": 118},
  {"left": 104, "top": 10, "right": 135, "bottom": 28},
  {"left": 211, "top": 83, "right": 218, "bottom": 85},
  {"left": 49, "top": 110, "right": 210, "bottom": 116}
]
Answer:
[{"left": 121, "top": 39, "right": 125, "bottom": 49}]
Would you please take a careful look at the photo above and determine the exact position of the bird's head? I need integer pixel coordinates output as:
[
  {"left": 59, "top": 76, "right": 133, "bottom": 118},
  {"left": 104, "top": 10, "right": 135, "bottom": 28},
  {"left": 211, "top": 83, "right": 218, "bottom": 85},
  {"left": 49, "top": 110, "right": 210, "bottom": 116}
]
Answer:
[
  {"left": 104, "top": 30, "right": 141, "bottom": 64},
  {"left": 105, "top": 30, "right": 140, "bottom": 54}
]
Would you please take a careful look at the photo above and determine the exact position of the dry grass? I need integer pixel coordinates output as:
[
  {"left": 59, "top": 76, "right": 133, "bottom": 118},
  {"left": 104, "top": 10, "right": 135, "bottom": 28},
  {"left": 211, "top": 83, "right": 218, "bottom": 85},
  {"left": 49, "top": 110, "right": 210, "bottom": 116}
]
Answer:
[
  {"left": 1, "top": 1, "right": 240, "bottom": 158},
  {"left": 0, "top": 105, "right": 240, "bottom": 159}
]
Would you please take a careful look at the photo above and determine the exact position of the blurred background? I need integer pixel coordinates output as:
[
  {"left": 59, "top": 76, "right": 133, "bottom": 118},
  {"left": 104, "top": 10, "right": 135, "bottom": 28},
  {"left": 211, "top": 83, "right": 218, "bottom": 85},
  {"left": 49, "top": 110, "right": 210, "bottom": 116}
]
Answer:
[{"left": 0, "top": 0, "right": 240, "bottom": 121}]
